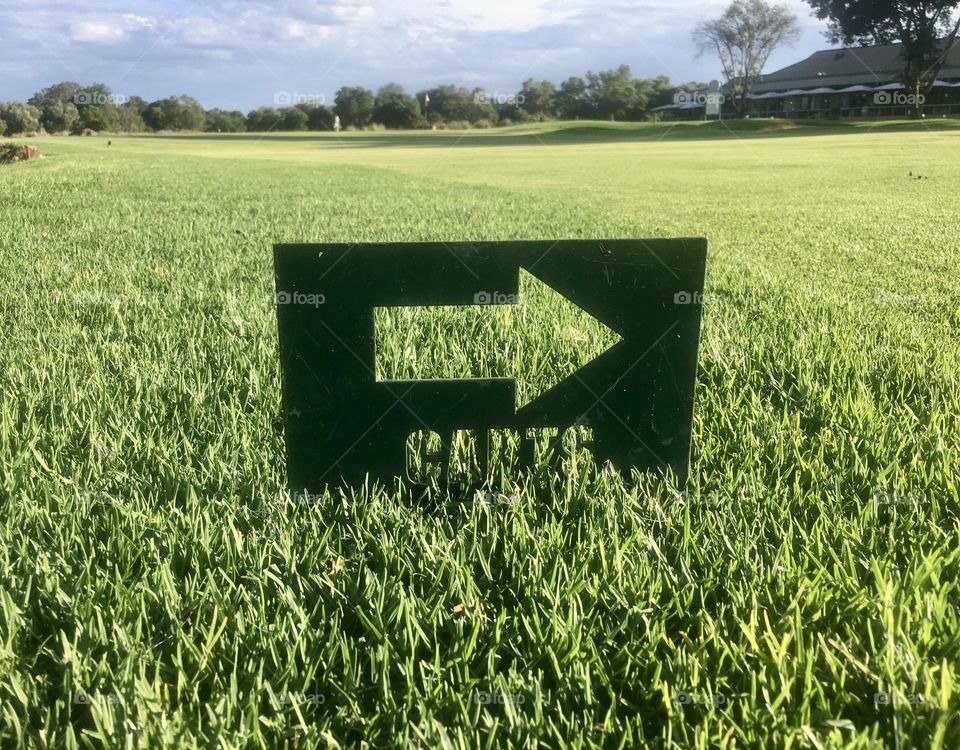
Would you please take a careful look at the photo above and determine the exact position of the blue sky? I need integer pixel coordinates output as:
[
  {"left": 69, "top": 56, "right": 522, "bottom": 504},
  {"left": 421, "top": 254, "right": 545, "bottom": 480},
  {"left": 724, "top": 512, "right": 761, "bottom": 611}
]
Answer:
[{"left": 1, "top": 0, "right": 831, "bottom": 109}]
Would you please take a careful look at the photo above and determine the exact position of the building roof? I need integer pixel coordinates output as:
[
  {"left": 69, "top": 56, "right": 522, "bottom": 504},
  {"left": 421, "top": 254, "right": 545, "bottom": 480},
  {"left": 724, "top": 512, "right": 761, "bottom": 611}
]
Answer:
[{"left": 752, "top": 41, "right": 960, "bottom": 93}]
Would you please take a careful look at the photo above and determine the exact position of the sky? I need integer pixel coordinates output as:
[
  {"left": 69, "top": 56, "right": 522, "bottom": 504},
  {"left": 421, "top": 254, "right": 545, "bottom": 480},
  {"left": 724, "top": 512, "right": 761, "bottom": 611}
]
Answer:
[{"left": 1, "top": 0, "right": 832, "bottom": 110}]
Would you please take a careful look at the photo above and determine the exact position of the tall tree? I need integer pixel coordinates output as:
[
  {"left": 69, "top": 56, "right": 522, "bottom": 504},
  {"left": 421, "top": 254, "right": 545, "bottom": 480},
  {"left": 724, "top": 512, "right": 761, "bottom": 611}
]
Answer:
[
  {"left": 804, "top": 0, "right": 960, "bottom": 117},
  {"left": 245, "top": 107, "right": 282, "bottom": 132},
  {"left": 28, "top": 81, "right": 82, "bottom": 131},
  {"left": 116, "top": 97, "right": 148, "bottom": 132},
  {"left": 586, "top": 65, "right": 644, "bottom": 120},
  {"left": 517, "top": 79, "right": 557, "bottom": 119},
  {"left": 693, "top": 0, "right": 801, "bottom": 116},
  {"left": 0, "top": 102, "right": 42, "bottom": 134},
  {"left": 634, "top": 76, "right": 675, "bottom": 113},
  {"left": 143, "top": 96, "right": 205, "bottom": 131},
  {"left": 28, "top": 81, "right": 82, "bottom": 107},
  {"left": 205, "top": 109, "right": 247, "bottom": 132},
  {"left": 75, "top": 83, "right": 115, "bottom": 109},
  {"left": 279, "top": 107, "right": 309, "bottom": 131},
  {"left": 416, "top": 85, "right": 476, "bottom": 124},
  {"left": 37, "top": 99, "right": 80, "bottom": 133},
  {"left": 334, "top": 87, "right": 375, "bottom": 128},
  {"left": 469, "top": 88, "right": 498, "bottom": 124},
  {"left": 67, "top": 83, "right": 122, "bottom": 131},
  {"left": 373, "top": 84, "right": 421, "bottom": 128},
  {"left": 557, "top": 76, "right": 592, "bottom": 119},
  {"left": 302, "top": 104, "right": 334, "bottom": 131}
]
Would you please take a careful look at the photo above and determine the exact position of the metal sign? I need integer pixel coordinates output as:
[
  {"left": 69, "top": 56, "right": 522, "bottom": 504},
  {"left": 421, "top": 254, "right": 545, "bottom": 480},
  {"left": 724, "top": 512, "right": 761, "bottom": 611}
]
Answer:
[
  {"left": 706, "top": 79, "right": 722, "bottom": 117},
  {"left": 274, "top": 239, "right": 707, "bottom": 492}
]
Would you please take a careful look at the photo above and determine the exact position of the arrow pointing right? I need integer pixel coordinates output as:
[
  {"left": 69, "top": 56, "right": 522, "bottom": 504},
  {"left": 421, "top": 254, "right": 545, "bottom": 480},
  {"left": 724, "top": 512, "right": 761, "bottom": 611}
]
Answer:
[
  {"left": 514, "top": 240, "right": 706, "bottom": 474},
  {"left": 274, "top": 238, "right": 707, "bottom": 488}
]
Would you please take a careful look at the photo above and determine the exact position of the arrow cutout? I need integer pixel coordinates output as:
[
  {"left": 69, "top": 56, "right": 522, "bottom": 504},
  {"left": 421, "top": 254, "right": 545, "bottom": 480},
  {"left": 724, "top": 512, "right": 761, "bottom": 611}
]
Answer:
[{"left": 374, "top": 268, "right": 623, "bottom": 410}]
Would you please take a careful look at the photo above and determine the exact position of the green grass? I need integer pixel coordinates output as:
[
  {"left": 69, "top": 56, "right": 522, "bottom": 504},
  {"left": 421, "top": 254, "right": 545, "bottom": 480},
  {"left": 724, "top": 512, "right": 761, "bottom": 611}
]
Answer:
[{"left": 1, "top": 120, "right": 958, "bottom": 748}]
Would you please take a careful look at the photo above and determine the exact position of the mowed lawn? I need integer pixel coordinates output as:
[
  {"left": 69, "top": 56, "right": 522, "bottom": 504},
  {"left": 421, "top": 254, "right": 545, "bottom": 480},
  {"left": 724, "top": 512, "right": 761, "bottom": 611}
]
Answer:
[{"left": 1, "top": 121, "right": 958, "bottom": 748}]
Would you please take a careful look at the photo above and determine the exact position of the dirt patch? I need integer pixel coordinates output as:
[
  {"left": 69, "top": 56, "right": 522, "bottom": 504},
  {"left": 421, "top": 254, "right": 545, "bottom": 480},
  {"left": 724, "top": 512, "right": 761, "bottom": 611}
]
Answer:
[{"left": 0, "top": 143, "right": 39, "bottom": 164}]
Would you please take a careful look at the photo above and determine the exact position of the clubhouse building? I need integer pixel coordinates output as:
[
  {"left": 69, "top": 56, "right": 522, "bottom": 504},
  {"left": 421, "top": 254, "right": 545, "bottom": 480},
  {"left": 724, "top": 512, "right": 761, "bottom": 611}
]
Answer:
[{"left": 657, "top": 41, "right": 960, "bottom": 119}]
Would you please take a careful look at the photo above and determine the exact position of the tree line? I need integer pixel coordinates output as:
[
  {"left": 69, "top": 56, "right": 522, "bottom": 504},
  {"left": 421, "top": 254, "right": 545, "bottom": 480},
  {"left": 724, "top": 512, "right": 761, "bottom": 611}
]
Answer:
[
  {"left": 0, "top": 69, "right": 705, "bottom": 136},
  {"left": 3, "top": 0, "right": 957, "bottom": 134}
]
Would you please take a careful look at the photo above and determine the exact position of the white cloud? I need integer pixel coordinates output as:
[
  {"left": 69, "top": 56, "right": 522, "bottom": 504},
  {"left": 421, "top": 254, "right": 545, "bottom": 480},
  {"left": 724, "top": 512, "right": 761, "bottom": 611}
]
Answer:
[
  {"left": 69, "top": 13, "right": 155, "bottom": 44},
  {"left": 329, "top": 2, "right": 376, "bottom": 23},
  {"left": 201, "top": 48, "right": 235, "bottom": 61},
  {"left": 167, "top": 16, "right": 233, "bottom": 46},
  {"left": 70, "top": 21, "right": 128, "bottom": 43},
  {"left": 385, "top": 0, "right": 577, "bottom": 34}
]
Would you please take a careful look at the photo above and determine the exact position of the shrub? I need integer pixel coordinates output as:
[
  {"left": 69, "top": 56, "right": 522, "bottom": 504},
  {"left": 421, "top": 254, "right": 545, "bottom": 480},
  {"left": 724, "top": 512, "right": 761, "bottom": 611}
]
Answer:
[{"left": 0, "top": 102, "right": 42, "bottom": 135}]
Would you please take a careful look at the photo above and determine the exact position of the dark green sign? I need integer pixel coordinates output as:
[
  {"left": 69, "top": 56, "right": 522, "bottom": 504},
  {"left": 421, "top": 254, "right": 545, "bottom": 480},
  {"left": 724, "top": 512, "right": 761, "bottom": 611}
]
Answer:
[{"left": 274, "top": 239, "right": 707, "bottom": 491}]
